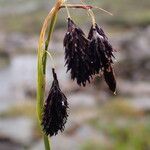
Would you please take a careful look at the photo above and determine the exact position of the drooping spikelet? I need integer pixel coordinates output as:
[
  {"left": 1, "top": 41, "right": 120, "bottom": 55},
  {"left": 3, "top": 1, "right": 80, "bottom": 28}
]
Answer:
[
  {"left": 64, "top": 18, "right": 92, "bottom": 86},
  {"left": 88, "top": 24, "right": 116, "bottom": 93},
  {"left": 104, "top": 66, "right": 116, "bottom": 94},
  {"left": 42, "top": 68, "right": 68, "bottom": 137}
]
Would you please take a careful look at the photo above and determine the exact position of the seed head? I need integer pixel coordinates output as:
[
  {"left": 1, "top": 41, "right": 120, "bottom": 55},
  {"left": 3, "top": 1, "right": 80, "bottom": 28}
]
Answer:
[
  {"left": 88, "top": 24, "right": 116, "bottom": 92},
  {"left": 42, "top": 68, "right": 68, "bottom": 137},
  {"left": 64, "top": 18, "right": 92, "bottom": 86},
  {"left": 88, "top": 24, "right": 114, "bottom": 72}
]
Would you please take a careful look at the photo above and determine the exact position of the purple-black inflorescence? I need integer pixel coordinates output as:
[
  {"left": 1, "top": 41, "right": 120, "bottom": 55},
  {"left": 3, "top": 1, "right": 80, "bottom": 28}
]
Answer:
[
  {"left": 64, "top": 18, "right": 92, "bottom": 86},
  {"left": 42, "top": 68, "right": 68, "bottom": 137},
  {"left": 63, "top": 17, "right": 117, "bottom": 92},
  {"left": 104, "top": 66, "right": 116, "bottom": 94},
  {"left": 88, "top": 24, "right": 116, "bottom": 93}
]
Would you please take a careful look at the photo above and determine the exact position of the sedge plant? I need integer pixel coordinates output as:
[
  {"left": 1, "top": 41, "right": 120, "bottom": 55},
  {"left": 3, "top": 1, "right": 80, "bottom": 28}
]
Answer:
[{"left": 37, "top": 0, "right": 116, "bottom": 150}]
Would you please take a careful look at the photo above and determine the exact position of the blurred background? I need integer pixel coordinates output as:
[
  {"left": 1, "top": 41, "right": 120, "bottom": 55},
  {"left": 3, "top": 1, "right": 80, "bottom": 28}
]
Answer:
[{"left": 0, "top": 0, "right": 150, "bottom": 150}]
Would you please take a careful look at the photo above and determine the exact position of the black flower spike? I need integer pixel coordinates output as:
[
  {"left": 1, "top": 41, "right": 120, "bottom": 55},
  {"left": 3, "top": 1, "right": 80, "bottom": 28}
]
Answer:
[
  {"left": 88, "top": 24, "right": 114, "bottom": 73},
  {"left": 104, "top": 66, "right": 116, "bottom": 94},
  {"left": 88, "top": 24, "right": 116, "bottom": 92},
  {"left": 95, "top": 24, "right": 115, "bottom": 60},
  {"left": 64, "top": 18, "right": 92, "bottom": 86},
  {"left": 42, "top": 68, "right": 68, "bottom": 137}
]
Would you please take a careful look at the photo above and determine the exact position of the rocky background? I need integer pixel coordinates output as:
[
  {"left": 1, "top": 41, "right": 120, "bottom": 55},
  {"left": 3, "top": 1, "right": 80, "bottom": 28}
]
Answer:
[{"left": 0, "top": 0, "right": 150, "bottom": 150}]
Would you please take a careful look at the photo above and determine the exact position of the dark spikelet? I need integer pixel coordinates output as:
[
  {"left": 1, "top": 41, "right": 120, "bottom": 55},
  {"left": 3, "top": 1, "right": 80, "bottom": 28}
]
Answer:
[
  {"left": 104, "top": 66, "right": 116, "bottom": 94},
  {"left": 88, "top": 24, "right": 114, "bottom": 73},
  {"left": 88, "top": 24, "right": 116, "bottom": 92},
  {"left": 42, "top": 68, "right": 69, "bottom": 137},
  {"left": 64, "top": 18, "right": 92, "bottom": 86},
  {"left": 88, "top": 28, "right": 105, "bottom": 74}
]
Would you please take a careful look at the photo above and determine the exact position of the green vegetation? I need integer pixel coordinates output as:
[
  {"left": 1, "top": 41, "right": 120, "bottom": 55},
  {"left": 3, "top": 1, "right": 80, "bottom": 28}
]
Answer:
[
  {"left": 84, "top": 99, "right": 150, "bottom": 150},
  {"left": 0, "top": 0, "right": 150, "bottom": 34},
  {"left": 0, "top": 102, "right": 36, "bottom": 118},
  {"left": 82, "top": 120, "right": 150, "bottom": 150},
  {"left": 81, "top": 140, "right": 111, "bottom": 150}
]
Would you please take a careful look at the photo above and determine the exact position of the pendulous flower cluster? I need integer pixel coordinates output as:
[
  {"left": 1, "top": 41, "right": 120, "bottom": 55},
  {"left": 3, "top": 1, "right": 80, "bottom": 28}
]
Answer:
[
  {"left": 42, "top": 68, "right": 68, "bottom": 137},
  {"left": 64, "top": 17, "right": 116, "bottom": 93},
  {"left": 42, "top": 17, "right": 117, "bottom": 137},
  {"left": 64, "top": 18, "right": 92, "bottom": 86}
]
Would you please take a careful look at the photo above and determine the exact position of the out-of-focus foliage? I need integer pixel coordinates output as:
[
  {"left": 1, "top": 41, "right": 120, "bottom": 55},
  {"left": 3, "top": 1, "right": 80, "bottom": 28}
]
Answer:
[
  {"left": 0, "top": 0, "right": 150, "bottom": 34},
  {"left": 82, "top": 100, "right": 150, "bottom": 150}
]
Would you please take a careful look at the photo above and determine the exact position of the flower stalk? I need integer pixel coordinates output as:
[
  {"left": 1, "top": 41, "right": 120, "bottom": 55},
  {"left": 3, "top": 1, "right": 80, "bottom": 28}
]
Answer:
[
  {"left": 60, "top": 4, "right": 113, "bottom": 16},
  {"left": 37, "top": 0, "right": 65, "bottom": 150}
]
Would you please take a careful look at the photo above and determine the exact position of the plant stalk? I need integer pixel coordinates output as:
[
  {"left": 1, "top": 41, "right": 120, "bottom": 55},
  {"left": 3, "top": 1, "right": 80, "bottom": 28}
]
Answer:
[{"left": 36, "top": 1, "right": 65, "bottom": 150}]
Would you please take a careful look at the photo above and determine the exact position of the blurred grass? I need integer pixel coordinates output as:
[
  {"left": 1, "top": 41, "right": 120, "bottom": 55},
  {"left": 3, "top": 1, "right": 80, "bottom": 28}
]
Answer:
[
  {"left": 1, "top": 99, "right": 150, "bottom": 150},
  {"left": 0, "top": 101, "right": 36, "bottom": 118},
  {"left": 82, "top": 120, "right": 150, "bottom": 150},
  {"left": 81, "top": 140, "right": 111, "bottom": 150},
  {"left": 85, "top": 99, "right": 150, "bottom": 150},
  {"left": 90, "top": 0, "right": 150, "bottom": 27},
  {"left": 100, "top": 99, "right": 144, "bottom": 118},
  {"left": 0, "top": 0, "right": 150, "bottom": 34}
]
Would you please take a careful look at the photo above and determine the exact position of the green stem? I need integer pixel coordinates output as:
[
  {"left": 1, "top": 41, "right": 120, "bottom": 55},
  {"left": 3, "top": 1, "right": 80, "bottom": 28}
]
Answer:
[
  {"left": 43, "top": 13, "right": 57, "bottom": 74},
  {"left": 37, "top": 6, "right": 58, "bottom": 150},
  {"left": 42, "top": 11, "right": 58, "bottom": 150},
  {"left": 44, "top": 135, "right": 51, "bottom": 150}
]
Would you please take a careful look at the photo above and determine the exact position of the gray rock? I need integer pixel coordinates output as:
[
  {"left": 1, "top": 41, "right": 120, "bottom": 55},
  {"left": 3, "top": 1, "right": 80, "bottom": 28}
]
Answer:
[
  {"left": 128, "top": 97, "right": 150, "bottom": 111},
  {"left": 30, "top": 136, "right": 79, "bottom": 150},
  {"left": 120, "top": 26, "right": 150, "bottom": 60},
  {"left": 0, "top": 117, "right": 34, "bottom": 145},
  {"left": 0, "top": 137, "right": 24, "bottom": 150},
  {"left": 73, "top": 125, "right": 109, "bottom": 146},
  {"left": 116, "top": 27, "right": 150, "bottom": 81},
  {"left": 118, "top": 80, "right": 150, "bottom": 96},
  {"left": 68, "top": 93, "right": 96, "bottom": 109}
]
